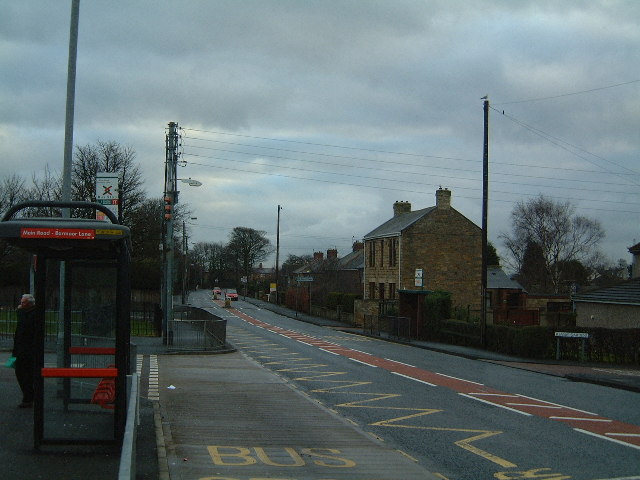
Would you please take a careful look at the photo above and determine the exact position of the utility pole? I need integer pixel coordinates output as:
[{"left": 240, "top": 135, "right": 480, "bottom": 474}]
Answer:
[
  {"left": 162, "top": 122, "right": 179, "bottom": 344},
  {"left": 182, "top": 220, "right": 188, "bottom": 304},
  {"left": 481, "top": 97, "right": 489, "bottom": 348},
  {"left": 275, "top": 205, "right": 281, "bottom": 304}
]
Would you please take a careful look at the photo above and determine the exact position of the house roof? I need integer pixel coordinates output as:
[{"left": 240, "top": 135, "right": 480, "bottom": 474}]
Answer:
[
  {"left": 363, "top": 207, "right": 436, "bottom": 239},
  {"left": 629, "top": 242, "right": 640, "bottom": 254},
  {"left": 338, "top": 248, "right": 364, "bottom": 270},
  {"left": 293, "top": 249, "right": 364, "bottom": 274},
  {"left": 572, "top": 277, "right": 640, "bottom": 306},
  {"left": 487, "top": 266, "right": 525, "bottom": 291}
]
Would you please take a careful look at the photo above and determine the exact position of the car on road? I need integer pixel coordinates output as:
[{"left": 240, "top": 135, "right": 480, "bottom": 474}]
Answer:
[
  {"left": 225, "top": 288, "right": 239, "bottom": 301},
  {"left": 213, "top": 287, "right": 222, "bottom": 296}
]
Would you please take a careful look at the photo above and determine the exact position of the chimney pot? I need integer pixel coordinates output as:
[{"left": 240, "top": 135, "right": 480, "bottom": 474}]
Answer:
[
  {"left": 393, "top": 201, "right": 412, "bottom": 216},
  {"left": 436, "top": 188, "right": 451, "bottom": 210}
]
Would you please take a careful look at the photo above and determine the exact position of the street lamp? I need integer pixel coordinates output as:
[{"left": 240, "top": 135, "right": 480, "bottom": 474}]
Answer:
[{"left": 178, "top": 178, "right": 202, "bottom": 187}]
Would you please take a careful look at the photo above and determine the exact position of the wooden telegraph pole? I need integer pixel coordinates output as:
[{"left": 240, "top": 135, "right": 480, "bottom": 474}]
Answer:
[{"left": 481, "top": 97, "right": 489, "bottom": 348}]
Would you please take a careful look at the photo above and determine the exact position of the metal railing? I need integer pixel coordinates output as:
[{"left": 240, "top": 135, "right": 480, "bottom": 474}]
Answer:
[
  {"left": 167, "top": 305, "right": 227, "bottom": 351},
  {"left": 363, "top": 314, "right": 411, "bottom": 342}
]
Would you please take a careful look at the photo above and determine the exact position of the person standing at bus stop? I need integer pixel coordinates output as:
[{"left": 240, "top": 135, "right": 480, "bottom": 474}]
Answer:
[{"left": 13, "top": 294, "right": 37, "bottom": 408}]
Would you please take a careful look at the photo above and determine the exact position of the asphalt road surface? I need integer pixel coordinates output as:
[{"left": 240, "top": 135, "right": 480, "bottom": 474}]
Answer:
[{"left": 192, "top": 290, "right": 640, "bottom": 480}]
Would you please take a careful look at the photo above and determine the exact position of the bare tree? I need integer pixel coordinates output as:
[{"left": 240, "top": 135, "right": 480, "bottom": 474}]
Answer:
[
  {"left": 227, "top": 227, "right": 273, "bottom": 280},
  {"left": 0, "top": 174, "right": 27, "bottom": 216},
  {"left": 72, "top": 140, "right": 145, "bottom": 223},
  {"left": 500, "top": 195, "right": 604, "bottom": 294}
]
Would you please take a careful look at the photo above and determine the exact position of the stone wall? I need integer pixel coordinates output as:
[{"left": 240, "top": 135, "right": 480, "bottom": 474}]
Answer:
[{"left": 401, "top": 208, "right": 481, "bottom": 310}]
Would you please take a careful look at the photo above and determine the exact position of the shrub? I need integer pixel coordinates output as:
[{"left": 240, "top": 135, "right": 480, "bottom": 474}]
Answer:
[
  {"left": 424, "top": 291, "right": 451, "bottom": 323},
  {"left": 341, "top": 293, "right": 359, "bottom": 313},
  {"left": 326, "top": 292, "right": 343, "bottom": 310}
]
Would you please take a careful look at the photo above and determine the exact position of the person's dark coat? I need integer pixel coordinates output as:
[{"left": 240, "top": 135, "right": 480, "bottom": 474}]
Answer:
[
  {"left": 13, "top": 304, "right": 37, "bottom": 405},
  {"left": 13, "top": 305, "right": 37, "bottom": 359}
]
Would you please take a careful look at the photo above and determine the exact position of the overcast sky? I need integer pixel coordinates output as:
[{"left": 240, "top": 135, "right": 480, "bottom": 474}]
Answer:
[{"left": 1, "top": 1, "right": 639, "bottom": 270}]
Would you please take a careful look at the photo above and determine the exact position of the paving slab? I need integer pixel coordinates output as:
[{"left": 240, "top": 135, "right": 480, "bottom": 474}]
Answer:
[{"left": 157, "top": 351, "right": 439, "bottom": 480}]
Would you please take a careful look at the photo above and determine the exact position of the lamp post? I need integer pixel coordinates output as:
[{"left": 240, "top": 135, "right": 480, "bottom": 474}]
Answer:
[{"left": 181, "top": 217, "right": 197, "bottom": 304}]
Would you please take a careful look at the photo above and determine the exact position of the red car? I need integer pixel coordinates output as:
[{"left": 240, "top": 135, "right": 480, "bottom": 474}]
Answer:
[
  {"left": 225, "top": 288, "right": 239, "bottom": 301},
  {"left": 213, "top": 287, "right": 222, "bottom": 296}
]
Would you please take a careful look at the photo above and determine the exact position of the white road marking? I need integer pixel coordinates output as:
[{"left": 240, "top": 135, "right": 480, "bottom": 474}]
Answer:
[
  {"left": 391, "top": 372, "right": 436, "bottom": 386},
  {"left": 459, "top": 393, "right": 532, "bottom": 416}
]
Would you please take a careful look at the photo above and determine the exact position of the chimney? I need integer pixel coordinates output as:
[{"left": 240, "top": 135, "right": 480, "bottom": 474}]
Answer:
[
  {"left": 352, "top": 241, "right": 364, "bottom": 251},
  {"left": 313, "top": 251, "right": 324, "bottom": 261},
  {"left": 327, "top": 248, "right": 338, "bottom": 259},
  {"left": 436, "top": 187, "right": 451, "bottom": 210},
  {"left": 393, "top": 201, "right": 412, "bottom": 217}
]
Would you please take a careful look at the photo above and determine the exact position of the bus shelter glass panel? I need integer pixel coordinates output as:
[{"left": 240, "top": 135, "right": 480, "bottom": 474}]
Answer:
[{"left": 42, "top": 260, "right": 119, "bottom": 444}]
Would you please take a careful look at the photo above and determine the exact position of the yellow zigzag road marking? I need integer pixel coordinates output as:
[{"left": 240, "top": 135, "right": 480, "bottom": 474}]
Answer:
[
  {"left": 276, "top": 364, "right": 329, "bottom": 372},
  {"left": 236, "top": 332, "right": 516, "bottom": 468},
  {"left": 311, "top": 381, "right": 373, "bottom": 392},
  {"left": 294, "top": 372, "right": 351, "bottom": 380},
  {"left": 296, "top": 372, "right": 515, "bottom": 468}
]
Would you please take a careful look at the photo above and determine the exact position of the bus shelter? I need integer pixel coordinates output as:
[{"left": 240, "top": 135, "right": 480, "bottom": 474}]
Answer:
[{"left": 0, "top": 201, "right": 131, "bottom": 448}]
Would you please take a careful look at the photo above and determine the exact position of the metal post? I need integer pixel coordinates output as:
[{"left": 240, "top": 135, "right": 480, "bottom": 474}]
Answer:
[
  {"left": 59, "top": 0, "right": 80, "bottom": 368},
  {"left": 275, "top": 205, "right": 281, "bottom": 304}
]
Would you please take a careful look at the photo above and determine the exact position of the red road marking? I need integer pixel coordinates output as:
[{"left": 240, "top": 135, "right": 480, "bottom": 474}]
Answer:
[{"left": 231, "top": 309, "right": 640, "bottom": 450}]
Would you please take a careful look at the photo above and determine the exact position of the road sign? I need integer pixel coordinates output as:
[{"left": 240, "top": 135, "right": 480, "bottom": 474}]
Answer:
[
  {"left": 96, "top": 172, "right": 119, "bottom": 221},
  {"left": 297, "top": 276, "right": 314, "bottom": 282}
]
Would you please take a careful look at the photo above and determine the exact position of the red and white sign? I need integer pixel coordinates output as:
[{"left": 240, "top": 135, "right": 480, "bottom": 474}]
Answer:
[{"left": 20, "top": 228, "right": 95, "bottom": 240}]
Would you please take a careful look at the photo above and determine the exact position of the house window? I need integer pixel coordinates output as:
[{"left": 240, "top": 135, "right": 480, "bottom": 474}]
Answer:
[
  {"left": 369, "top": 242, "right": 376, "bottom": 267},
  {"left": 389, "top": 238, "right": 397, "bottom": 266},
  {"left": 379, "top": 283, "right": 385, "bottom": 300},
  {"left": 369, "top": 282, "right": 376, "bottom": 299},
  {"left": 389, "top": 283, "right": 396, "bottom": 299}
]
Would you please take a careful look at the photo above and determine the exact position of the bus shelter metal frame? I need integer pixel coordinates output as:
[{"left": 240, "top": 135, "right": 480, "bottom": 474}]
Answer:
[{"left": 0, "top": 201, "right": 131, "bottom": 448}]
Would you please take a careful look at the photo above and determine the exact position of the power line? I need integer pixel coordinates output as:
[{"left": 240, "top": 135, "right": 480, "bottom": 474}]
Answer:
[
  {"left": 183, "top": 128, "right": 640, "bottom": 182},
  {"left": 492, "top": 106, "right": 640, "bottom": 187},
  {"left": 182, "top": 143, "right": 640, "bottom": 196},
  {"left": 494, "top": 79, "right": 640, "bottom": 105},
  {"left": 181, "top": 127, "right": 462, "bottom": 162},
  {"left": 183, "top": 157, "right": 640, "bottom": 214}
]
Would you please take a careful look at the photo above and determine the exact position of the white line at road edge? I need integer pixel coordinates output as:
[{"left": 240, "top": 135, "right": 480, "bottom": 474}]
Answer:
[{"left": 576, "top": 429, "right": 640, "bottom": 451}]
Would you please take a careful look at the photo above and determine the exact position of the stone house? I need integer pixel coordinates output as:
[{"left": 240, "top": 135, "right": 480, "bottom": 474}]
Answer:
[{"left": 362, "top": 188, "right": 482, "bottom": 312}]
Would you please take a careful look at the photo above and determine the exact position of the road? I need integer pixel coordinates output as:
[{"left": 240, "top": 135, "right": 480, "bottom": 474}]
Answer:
[{"left": 194, "top": 290, "right": 640, "bottom": 480}]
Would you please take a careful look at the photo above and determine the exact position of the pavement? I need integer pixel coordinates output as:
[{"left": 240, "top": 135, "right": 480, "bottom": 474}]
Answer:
[{"left": 1, "top": 294, "right": 639, "bottom": 479}]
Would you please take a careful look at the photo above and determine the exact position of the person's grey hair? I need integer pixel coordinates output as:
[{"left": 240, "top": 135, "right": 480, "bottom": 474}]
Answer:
[{"left": 21, "top": 294, "right": 35, "bottom": 305}]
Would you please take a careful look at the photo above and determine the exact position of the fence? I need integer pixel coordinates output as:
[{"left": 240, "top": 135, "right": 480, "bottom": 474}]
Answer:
[
  {"left": 310, "top": 304, "right": 355, "bottom": 325},
  {"left": 492, "top": 307, "right": 540, "bottom": 326},
  {"left": 0, "top": 307, "right": 161, "bottom": 340},
  {"left": 363, "top": 315, "right": 411, "bottom": 342},
  {"left": 167, "top": 305, "right": 227, "bottom": 351}
]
